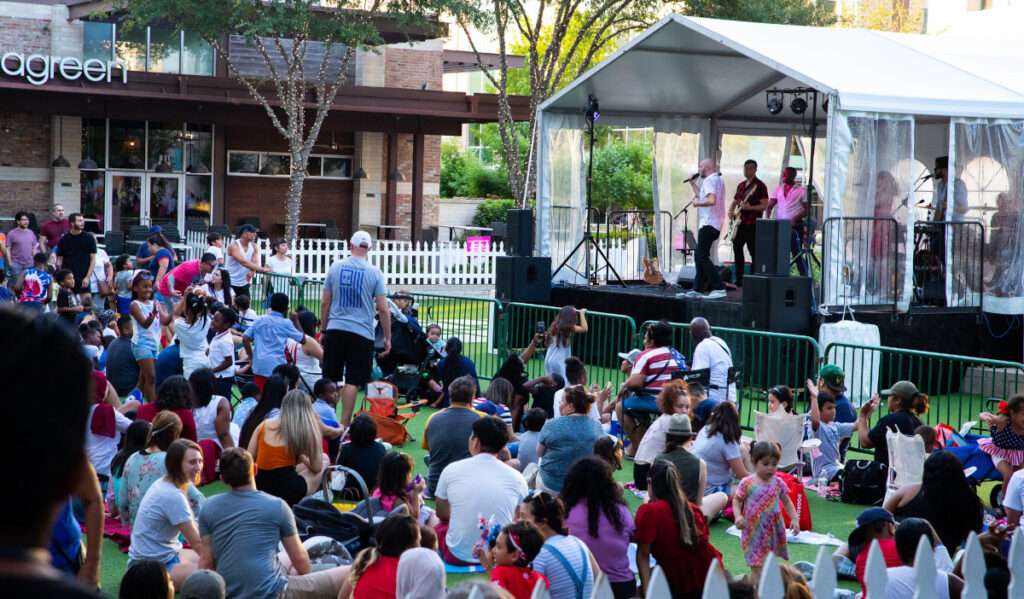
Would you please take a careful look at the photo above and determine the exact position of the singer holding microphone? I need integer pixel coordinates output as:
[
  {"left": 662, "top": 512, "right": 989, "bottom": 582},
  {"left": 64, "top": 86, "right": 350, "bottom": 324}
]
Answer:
[{"left": 689, "top": 158, "right": 729, "bottom": 296}]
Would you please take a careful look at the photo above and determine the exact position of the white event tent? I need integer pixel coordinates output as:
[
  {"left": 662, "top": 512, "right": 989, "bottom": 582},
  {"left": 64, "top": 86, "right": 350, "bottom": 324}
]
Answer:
[{"left": 535, "top": 14, "right": 1024, "bottom": 314}]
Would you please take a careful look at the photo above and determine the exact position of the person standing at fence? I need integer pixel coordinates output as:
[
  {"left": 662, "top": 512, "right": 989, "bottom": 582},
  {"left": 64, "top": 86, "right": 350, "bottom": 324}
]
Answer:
[
  {"left": 225, "top": 224, "right": 269, "bottom": 299},
  {"left": 689, "top": 317, "right": 735, "bottom": 404},
  {"left": 321, "top": 230, "right": 391, "bottom": 429},
  {"left": 689, "top": 158, "right": 728, "bottom": 296},
  {"left": 765, "top": 166, "right": 809, "bottom": 277},
  {"left": 543, "top": 306, "right": 588, "bottom": 381},
  {"left": 243, "top": 293, "right": 306, "bottom": 391},
  {"left": 728, "top": 160, "right": 768, "bottom": 287}
]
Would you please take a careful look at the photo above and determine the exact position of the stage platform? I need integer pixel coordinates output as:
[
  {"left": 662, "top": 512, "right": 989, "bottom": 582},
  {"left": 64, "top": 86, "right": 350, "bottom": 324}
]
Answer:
[{"left": 550, "top": 284, "right": 1022, "bottom": 362}]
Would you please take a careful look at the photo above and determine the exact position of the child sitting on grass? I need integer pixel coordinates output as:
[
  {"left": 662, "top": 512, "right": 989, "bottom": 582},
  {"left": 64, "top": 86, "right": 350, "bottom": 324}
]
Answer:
[
  {"left": 978, "top": 394, "right": 1024, "bottom": 491},
  {"left": 806, "top": 380, "right": 853, "bottom": 483},
  {"left": 477, "top": 521, "right": 549, "bottom": 599}
]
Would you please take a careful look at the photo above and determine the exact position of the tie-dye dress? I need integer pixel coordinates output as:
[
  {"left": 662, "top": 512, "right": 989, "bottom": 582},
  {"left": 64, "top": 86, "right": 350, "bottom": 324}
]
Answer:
[{"left": 735, "top": 475, "right": 789, "bottom": 566}]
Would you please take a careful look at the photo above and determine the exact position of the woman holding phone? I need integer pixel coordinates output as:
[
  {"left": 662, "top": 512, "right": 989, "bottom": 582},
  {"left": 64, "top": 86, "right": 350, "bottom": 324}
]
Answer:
[{"left": 544, "top": 306, "right": 588, "bottom": 381}]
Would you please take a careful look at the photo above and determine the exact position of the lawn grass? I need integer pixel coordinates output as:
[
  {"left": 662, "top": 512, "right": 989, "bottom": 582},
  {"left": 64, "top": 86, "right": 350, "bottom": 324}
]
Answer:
[{"left": 96, "top": 397, "right": 873, "bottom": 594}]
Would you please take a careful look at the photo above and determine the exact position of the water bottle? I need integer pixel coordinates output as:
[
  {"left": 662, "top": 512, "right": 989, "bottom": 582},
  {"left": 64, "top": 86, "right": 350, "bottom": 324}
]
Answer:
[{"left": 817, "top": 474, "right": 827, "bottom": 498}]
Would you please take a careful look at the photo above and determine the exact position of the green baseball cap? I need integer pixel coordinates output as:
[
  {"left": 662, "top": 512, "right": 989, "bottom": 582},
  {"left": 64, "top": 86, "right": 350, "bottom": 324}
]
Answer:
[
  {"left": 819, "top": 364, "right": 846, "bottom": 393},
  {"left": 881, "top": 380, "right": 918, "bottom": 400}
]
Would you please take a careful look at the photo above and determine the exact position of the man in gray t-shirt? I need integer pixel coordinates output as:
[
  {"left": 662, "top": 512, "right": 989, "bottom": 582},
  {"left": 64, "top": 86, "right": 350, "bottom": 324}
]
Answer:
[
  {"left": 320, "top": 231, "right": 391, "bottom": 428},
  {"left": 198, "top": 448, "right": 346, "bottom": 599}
]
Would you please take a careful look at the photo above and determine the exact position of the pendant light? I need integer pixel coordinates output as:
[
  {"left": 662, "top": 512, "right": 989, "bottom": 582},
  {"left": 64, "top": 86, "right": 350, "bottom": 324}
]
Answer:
[
  {"left": 51, "top": 116, "right": 70, "bottom": 168},
  {"left": 353, "top": 167, "right": 369, "bottom": 180},
  {"left": 77, "top": 116, "right": 98, "bottom": 170}
]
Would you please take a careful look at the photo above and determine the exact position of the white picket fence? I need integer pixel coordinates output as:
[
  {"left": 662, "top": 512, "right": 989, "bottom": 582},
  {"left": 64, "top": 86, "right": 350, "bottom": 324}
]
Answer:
[
  {"left": 187, "top": 230, "right": 646, "bottom": 286},
  {"left": 187, "top": 230, "right": 505, "bottom": 286},
  {"left": 510, "top": 530, "right": 1022, "bottom": 599}
]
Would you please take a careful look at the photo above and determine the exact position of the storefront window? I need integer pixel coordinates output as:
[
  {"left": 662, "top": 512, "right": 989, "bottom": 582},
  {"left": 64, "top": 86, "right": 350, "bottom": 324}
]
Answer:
[
  {"left": 322, "top": 157, "right": 351, "bottom": 178},
  {"left": 261, "top": 153, "right": 291, "bottom": 176},
  {"left": 147, "top": 122, "right": 184, "bottom": 171},
  {"left": 148, "top": 28, "right": 181, "bottom": 74},
  {"left": 84, "top": 22, "right": 114, "bottom": 62},
  {"left": 81, "top": 120, "right": 106, "bottom": 169},
  {"left": 183, "top": 32, "right": 215, "bottom": 76},
  {"left": 229, "top": 152, "right": 259, "bottom": 174},
  {"left": 185, "top": 124, "right": 212, "bottom": 173},
  {"left": 80, "top": 171, "right": 105, "bottom": 234},
  {"left": 115, "top": 25, "right": 147, "bottom": 71},
  {"left": 186, "top": 175, "right": 212, "bottom": 225},
  {"left": 306, "top": 156, "right": 322, "bottom": 176},
  {"left": 108, "top": 120, "right": 146, "bottom": 169}
]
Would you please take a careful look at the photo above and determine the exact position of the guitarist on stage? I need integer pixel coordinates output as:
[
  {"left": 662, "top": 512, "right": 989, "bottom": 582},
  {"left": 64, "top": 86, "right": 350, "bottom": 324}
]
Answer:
[{"left": 728, "top": 159, "right": 769, "bottom": 287}]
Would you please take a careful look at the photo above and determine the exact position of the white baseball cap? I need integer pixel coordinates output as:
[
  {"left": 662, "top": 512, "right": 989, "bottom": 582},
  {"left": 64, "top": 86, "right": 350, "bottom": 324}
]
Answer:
[{"left": 350, "top": 231, "right": 373, "bottom": 249}]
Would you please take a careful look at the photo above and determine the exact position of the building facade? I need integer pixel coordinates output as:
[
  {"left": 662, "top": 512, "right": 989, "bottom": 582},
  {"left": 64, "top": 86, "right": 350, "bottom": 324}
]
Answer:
[{"left": 0, "top": 0, "right": 528, "bottom": 241}]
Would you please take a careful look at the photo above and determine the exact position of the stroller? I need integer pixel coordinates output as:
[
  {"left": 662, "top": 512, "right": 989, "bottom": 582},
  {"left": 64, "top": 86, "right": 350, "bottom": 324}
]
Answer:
[
  {"left": 374, "top": 307, "right": 441, "bottom": 403},
  {"left": 948, "top": 431, "right": 1007, "bottom": 508}
]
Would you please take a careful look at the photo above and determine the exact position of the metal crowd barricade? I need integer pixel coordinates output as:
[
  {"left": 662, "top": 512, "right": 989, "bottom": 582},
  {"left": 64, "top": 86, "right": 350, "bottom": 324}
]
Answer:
[
  {"left": 821, "top": 216, "right": 900, "bottom": 314},
  {"left": 410, "top": 293, "right": 504, "bottom": 381},
  {"left": 248, "top": 271, "right": 305, "bottom": 316},
  {"left": 911, "top": 220, "right": 984, "bottom": 310},
  {"left": 824, "top": 342, "right": 1024, "bottom": 445},
  {"left": 503, "top": 303, "right": 637, "bottom": 391},
  {"left": 640, "top": 320, "right": 821, "bottom": 430}
]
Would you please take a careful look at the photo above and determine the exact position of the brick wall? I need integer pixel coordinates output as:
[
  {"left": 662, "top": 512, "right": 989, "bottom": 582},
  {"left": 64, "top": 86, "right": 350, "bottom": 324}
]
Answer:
[
  {"left": 384, "top": 43, "right": 443, "bottom": 90},
  {"left": 0, "top": 182, "right": 51, "bottom": 217},
  {"left": 0, "top": 14, "right": 50, "bottom": 56}
]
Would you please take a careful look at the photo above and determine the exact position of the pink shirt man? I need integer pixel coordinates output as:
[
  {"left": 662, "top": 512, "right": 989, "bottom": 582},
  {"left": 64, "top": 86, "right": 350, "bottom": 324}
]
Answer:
[
  {"left": 158, "top": 259, "right": 201, "bottom": 296},
  {"left": 768, "top": 183, "right": 806, "bottom": 223}
]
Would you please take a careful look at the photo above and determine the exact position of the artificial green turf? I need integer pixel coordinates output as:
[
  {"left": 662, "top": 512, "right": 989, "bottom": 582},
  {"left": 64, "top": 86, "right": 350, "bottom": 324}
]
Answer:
[{"left": 95, "top": 399, "right": 872, "bottom": 594}]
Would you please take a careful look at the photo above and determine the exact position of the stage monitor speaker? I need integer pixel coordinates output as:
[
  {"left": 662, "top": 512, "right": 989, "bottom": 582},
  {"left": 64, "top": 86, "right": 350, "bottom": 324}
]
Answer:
[
  {"left": 754, "top": 219, "right": 792, "bottom": 277},
  {"left": 741, "top": 275, "right": 811, "bottom": 334},
  {"left": 505, "top": 209, "right": 533, "bottom": 256},
  {"left": 495, "top": 256, "right": 551, "bottom": 304},
  {"left": 676, "top": 265, "right": 697, "bottom": 289}
]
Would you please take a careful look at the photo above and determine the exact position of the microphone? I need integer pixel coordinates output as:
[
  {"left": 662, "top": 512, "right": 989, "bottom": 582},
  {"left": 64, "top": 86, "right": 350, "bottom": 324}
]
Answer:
[
  {"left": 687, "top": 173, "right": 700, "bottom": 183},
  {"left": 919, "top": 174, "right": 933, "bottom": 182}
]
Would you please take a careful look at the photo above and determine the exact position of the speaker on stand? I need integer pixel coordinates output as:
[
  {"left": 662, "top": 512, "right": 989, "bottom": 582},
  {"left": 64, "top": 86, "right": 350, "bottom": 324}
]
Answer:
[
  {"left": 495, "top": 256, "right": 551, "bottom": 304},
  {"left": 505, "top": 209, "right": 533, "bottom": 257},
  {"left": 753, "top": 219, "right": 791, "bottom": 277}
]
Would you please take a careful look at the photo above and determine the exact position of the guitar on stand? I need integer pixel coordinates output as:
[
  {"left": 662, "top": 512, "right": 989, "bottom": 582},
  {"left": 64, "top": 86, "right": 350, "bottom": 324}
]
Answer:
[{"left": 641, "top": 212, "right": 665, "bottom": 284}]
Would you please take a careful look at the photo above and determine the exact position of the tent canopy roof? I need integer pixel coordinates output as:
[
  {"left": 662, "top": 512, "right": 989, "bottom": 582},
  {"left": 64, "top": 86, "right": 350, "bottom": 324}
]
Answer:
[{"left": 538, "top": 14, "right": 1024, "bottom": 125}]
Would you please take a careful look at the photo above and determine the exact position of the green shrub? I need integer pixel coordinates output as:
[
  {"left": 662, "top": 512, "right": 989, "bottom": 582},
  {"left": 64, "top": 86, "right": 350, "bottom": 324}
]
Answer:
[
  {"left": 472, "top": 198, "right": 517, "bottom": 227},
  {"left": 441, "top": 139, "right": 513, "bottom": 200}
]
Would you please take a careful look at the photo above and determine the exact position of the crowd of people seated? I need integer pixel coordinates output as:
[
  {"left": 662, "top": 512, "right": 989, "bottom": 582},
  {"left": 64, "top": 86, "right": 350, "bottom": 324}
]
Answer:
[{"left": 1, "top": 219, "right": 1019, "bottom": 599}]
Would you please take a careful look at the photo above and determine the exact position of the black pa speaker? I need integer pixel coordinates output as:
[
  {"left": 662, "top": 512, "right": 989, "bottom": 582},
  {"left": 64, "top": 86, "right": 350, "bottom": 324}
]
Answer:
[
  {"left": 753, "top": 219, "right": 792, "bottom": 277},
  {"left": 505, "top": 209, "right": 533, "bottom": 257},
  {"left": 741, "top": 275, "right": 811, "bottom": 334},
  {"left": 495, "top": 256, "right": 550, "bottom": 303}
]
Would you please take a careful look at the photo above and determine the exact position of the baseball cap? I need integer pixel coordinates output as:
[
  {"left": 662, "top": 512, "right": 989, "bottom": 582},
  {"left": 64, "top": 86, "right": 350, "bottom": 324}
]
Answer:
[
  {"left": 617, "top": 348, "right": 641, "bottom": 364},
  {"left": 881, "top": 380, "right": 918, "bottom": 400},
  {"left": 666, "top": 413, "right": 693, "bottom": 437},
  {"left": 147, "top": 225, "right": 163, "bottom": 235},
  {"left": 179, "top": 569, "right": 226, "bottom": 599},
  {"left": 848, "top": 507, "right": 896, "bottom": 548},
  {"left": 819, "top": 364, "right": 847, "bottom": 393},
  {"left": 351, "top": 230, "right": 372, "bottom": 249},
  {"left": 237, "top": 223, "right": 258, "bottom": 235}
]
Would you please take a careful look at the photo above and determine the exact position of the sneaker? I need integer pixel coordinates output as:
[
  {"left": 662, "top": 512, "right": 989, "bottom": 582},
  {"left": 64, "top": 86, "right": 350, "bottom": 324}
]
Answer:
[
  {"left": 631, "top": 489, "right": 648, "bottom": 501},
  {"left": 707, "top": 289, "right": 727, "bottom": 299}
]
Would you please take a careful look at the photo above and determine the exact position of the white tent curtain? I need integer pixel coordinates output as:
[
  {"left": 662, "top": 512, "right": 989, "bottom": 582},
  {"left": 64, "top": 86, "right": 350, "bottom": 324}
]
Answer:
[
  {"left": 952, "top": 119, "right": 1024, "bottom": 314},
  {"left": 652, "top": 118, "right": 706, "bottom": 274},
  {"left": 824, "top": 112, "right": 914, "bottom": 311},
  {"left": 536, "top": 112, "right": 586, "bottom": 283}
]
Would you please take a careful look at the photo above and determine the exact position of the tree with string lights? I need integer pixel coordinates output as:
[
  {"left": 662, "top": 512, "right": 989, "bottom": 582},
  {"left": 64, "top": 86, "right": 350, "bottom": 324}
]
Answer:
[{"left": 115, "top": 0, "right": 481, "bottom": 241}]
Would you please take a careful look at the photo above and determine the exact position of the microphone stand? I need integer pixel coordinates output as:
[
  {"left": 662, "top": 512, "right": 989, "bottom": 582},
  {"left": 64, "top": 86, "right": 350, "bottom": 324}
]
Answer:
[{"left": 676, "top": 197, "right": 695, "bottom": 266}]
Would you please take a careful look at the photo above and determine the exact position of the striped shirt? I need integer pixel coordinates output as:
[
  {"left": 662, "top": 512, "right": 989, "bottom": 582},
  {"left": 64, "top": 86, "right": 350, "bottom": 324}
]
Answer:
[
  {"left": 532, "top": 534, "right": 594, "bottom": 599},
  {"left": 631, "top": 346, "right": 687, "bottom": 389}
]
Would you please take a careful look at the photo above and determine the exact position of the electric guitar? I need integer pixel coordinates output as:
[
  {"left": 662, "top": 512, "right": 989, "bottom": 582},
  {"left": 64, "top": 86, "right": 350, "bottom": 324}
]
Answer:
[{"left": 642, "top": 256, "right": 664, "bottom": 285}]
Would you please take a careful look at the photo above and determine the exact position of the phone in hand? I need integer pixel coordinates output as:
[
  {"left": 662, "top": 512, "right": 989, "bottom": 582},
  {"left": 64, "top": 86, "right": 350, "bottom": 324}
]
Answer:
[{"left": 536, "top": 321, "right": 546, "bottom": 335}]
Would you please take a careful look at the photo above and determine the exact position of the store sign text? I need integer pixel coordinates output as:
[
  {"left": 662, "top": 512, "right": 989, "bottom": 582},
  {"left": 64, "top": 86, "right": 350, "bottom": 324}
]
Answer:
[{"left": 1, "top": 52, "right": 127, "bottom": 86}]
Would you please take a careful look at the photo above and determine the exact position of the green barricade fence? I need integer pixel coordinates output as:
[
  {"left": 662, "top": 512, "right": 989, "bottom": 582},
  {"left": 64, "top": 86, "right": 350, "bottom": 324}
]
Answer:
[
  {"left": 503, "top": 303, "right": 637, "bottom": 391},
  {"left": 639, "top": 320, "right": 821, "bottom": 430},
  {"left": 248, "top": 272, "right": 305, "bottom": 316},
  {"left": 824, "top": 343, "right": 1024, "bottom": 447},
  {"left": 411, "top": 293, "right": 504, "bottom": 381},
  {"left": 300, "top": 278, "right": 324, "bottom": 319}
]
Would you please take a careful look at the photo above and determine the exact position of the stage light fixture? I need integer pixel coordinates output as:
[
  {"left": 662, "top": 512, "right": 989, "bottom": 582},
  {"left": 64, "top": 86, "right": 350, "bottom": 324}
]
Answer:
[
  {"left": 790, "top": 95, "right": 808, "bottom": 115},
  {"left": 766, "top": 93, "right": 783, "bottom": 115}
]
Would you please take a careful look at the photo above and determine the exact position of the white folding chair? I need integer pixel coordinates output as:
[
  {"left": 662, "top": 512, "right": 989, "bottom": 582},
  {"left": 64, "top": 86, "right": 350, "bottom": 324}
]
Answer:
[
  {"left": 754, "top": 411, "right": 806, "bottom": 475},
  {"left": 885, "top": 427, "right": 927, "bottom": 504}
]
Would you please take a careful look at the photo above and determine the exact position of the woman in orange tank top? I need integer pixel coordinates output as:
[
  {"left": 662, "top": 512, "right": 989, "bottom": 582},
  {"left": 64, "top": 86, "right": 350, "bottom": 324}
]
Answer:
[{"left": 247, "top": 389, "right": 328, "bottom": 505}]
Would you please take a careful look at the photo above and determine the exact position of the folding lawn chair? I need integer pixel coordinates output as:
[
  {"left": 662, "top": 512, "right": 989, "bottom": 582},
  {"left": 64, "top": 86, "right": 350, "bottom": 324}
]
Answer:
[
  {"left": 354, "top": 381, "right": 424, "bottom": 446},
  {"left": 885, "top": 428, "right": 926, "bottom": 504},
  {"left": 754, "top": 410, "right": 807, "bottom": 476}
]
